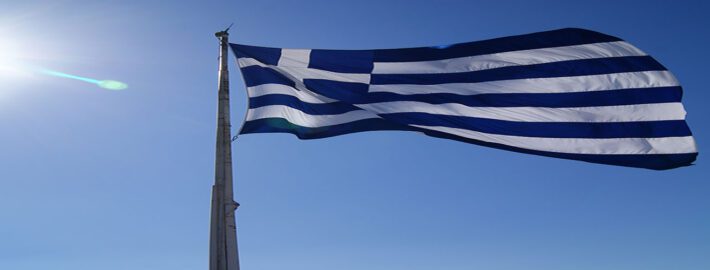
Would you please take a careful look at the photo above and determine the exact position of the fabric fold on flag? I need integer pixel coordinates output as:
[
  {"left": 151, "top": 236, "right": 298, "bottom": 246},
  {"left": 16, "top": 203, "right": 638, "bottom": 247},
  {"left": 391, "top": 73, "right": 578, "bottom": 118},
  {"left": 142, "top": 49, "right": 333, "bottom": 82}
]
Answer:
[{"left": 231, "top": 28, "right": 698, "bottom": 170}]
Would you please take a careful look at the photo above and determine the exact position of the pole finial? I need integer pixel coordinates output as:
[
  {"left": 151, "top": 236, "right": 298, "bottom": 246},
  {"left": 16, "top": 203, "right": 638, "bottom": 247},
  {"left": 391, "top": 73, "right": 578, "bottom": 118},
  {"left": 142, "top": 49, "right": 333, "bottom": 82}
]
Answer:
[{"left": 215, "top": 23, "right": 234, "bottom": 38}]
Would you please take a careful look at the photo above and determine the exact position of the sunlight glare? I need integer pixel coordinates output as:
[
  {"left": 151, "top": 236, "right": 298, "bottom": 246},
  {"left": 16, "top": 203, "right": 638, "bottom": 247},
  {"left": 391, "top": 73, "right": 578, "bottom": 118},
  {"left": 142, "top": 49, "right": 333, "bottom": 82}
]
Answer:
[{"left": 0, "top": 37, "right": 33, "bottom": 80}]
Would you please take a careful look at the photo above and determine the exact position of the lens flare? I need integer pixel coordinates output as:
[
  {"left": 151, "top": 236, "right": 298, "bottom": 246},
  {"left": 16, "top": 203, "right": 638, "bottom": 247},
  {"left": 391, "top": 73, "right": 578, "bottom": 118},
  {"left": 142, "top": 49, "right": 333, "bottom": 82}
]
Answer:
[
  {"left": 40, "top": 69, "right": 127, "bottom": 90},
  {"left": 98, "top": 80, "right": 128, "bottom": 90}
]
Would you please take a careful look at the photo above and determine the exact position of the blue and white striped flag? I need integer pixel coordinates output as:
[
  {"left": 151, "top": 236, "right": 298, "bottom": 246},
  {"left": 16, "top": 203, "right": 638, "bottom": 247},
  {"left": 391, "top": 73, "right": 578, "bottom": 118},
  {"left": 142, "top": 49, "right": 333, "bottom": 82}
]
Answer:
[{"left": 231, "top": 28, "right": 697, "bottom": 170}]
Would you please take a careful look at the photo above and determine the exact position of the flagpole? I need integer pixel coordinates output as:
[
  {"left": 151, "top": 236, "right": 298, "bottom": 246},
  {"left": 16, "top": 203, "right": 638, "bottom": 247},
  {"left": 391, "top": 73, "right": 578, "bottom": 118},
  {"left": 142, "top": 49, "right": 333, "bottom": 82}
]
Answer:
[{"left": 210, "top": 28, "right": 240, "bottom": 270}]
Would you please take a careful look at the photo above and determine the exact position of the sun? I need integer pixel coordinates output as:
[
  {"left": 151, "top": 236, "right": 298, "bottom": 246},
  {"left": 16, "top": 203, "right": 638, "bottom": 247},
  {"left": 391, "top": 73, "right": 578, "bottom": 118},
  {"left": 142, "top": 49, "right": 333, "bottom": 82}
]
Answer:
[
  {"left": 0, "top": 39, "right": 20, "bottom": 71},
  {"left": 0, "top": 29, "right": 44, "bottom": 102},
  {"left": 0, "top": 32, "right": 34, "bottom": 81}
]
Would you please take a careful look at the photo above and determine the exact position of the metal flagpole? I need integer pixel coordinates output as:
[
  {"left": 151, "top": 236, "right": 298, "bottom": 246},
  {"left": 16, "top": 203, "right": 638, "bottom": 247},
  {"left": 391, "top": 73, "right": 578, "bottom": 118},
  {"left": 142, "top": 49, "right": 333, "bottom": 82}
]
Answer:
[{"left": 210, "top": 28, "right": 240, "bottom": 270}]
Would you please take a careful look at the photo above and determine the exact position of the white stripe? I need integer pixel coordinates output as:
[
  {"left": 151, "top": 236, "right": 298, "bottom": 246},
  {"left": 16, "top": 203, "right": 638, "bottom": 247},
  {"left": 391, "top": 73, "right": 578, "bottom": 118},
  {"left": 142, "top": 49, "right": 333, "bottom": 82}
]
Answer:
[
  {"left": 247, "top": 84, "right": 336, "bottom": 104},
  {"left": 277, "top": 66, "right": 371, "bottom": 84},
  {"left": 373, "top": 41, "right": 646, "bottom": 74},
  {"left": 238, "top": 57, "right": 370, "bottom": 84},
  {"left": 357, "top": 102, "right": 686, "bottom": 122},
  {"left": 278, "top": 49, "right": 311, "bottom": 67},
  {"left": 411, "top": 125, "right": 697, "bottom": 155},
  {"left": 247, "top": 85, "right": 687, "bottom": 122},
  {"left": 369, "top": 71, "right": 679, "bottom": 95},
  {"left": 244, "top": 104, "right": 697, "bottom": 155},
  {"left": 246, "top": 105, "right": 379, "bottom": 128},
  {"left": 237, "top": 57, "right": 264, "bottom": 68}
]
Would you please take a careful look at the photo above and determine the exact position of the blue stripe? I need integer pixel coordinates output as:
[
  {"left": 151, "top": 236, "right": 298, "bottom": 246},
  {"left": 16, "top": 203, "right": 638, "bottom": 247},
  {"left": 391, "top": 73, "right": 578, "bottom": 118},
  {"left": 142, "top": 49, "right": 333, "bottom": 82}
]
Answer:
[
  {"left": 373, "top": 28, "right": 622, "bottom": 62},
  {"left": 414, "top": 127, "right": 697, "bottom": 170},
  {"left": 309, "top": 49, "right": 374, "bottom": 73},
  {"left": 247, "top": 87, "right": 681, "bottom": 117},
  {"left": 230, "top": 44, "right": 281, "bottom": 65},
  {"left": 371, "top": 56, "right": 666, "bottom": 85},
  {"left": 245, "top": 94, "right": 691, "bottom": 137},
  {"left": 240, "top": 118, "right": 411, "bottom": 139},
  {"left": 361, "top": 87, "right": 682, "bottom": 107},
  {"left": 249, "top": 94, "right": 362, "bottom": 115},
  {"left": 380, "top": 113, "right": 691, "bottom": 138},
  {"left": 300, "top": 84, "right": 682, "bottom": 108},
  {"left": 239, "top": 118, "right": 696, "bottom": 170},
  {"left": 241, "top": 66, "right": 296, "bottom": 87},
  {"left": 303, "top": 79, "right": 370, "bottom": 100},
  {"left": 230, "top": 28, "right": 622, "bottom": 64}
]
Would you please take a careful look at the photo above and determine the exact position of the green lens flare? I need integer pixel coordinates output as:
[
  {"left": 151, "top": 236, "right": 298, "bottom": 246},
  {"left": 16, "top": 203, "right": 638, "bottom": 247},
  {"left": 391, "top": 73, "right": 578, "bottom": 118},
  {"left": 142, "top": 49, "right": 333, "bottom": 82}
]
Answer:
[
  {"left": 98, "top": 80, "right": 128, "bottom": 90},
  {"left": 39, "top": 69, "right": 127, "bottom": 90}
]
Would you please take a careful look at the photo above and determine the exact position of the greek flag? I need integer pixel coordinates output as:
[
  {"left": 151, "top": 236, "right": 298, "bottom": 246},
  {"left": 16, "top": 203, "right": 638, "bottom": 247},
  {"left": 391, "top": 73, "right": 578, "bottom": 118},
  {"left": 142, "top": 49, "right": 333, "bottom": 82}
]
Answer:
[{"left": 231, "top": 28, "right": 697, "bottom": 170}]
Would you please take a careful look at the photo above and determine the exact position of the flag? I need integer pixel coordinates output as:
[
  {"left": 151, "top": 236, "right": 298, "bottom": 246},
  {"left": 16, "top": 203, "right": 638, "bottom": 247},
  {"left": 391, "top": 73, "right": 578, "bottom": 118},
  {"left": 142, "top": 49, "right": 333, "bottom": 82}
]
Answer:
[{"left": 230, "top": 28, "right": 697, "bottom": 170}]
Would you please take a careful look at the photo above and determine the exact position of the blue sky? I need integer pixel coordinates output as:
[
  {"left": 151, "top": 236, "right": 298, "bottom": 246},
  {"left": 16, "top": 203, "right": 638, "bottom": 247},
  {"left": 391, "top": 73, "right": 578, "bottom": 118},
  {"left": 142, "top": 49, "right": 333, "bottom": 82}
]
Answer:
[{"left": 1, "top": 0, "right": 708, "bottom": 269}]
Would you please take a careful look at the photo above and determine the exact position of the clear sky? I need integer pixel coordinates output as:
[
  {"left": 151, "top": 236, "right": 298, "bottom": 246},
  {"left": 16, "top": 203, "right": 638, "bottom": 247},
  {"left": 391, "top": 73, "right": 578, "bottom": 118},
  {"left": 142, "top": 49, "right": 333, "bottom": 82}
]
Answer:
[{"left": 1, "top": 0, "right": 708, "bottom": 269}]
